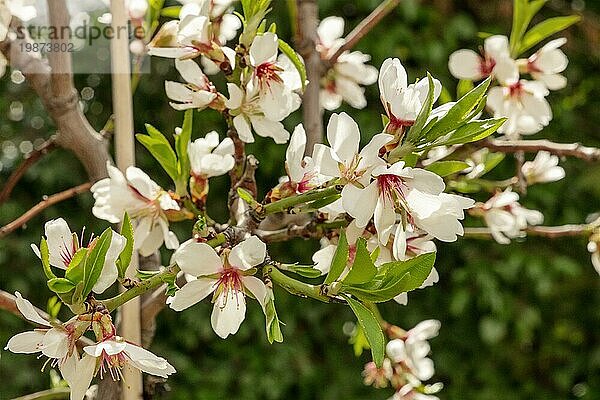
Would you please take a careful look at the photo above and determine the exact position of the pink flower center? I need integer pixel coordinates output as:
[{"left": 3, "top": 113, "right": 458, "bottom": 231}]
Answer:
[
  {"left": 98, "top": 348, "right": 128, "bottom": 381},
  {"left": 508, "top": 81, "right": 524, "bottom": 98},
  {"left": 479, "top": 56, "right": 496, "bottom": 77},
  {"left": 377, "top": 174, "right": 407, "bottom": 205},
  {"left": 297, "top": 171, "right": 317, "bottom": 193},
  {"left": 255, "top": 62, "right": 283, "bottom": 88},
  {"left": 386, "top": 114, "right": 414, "bottom": 135}
]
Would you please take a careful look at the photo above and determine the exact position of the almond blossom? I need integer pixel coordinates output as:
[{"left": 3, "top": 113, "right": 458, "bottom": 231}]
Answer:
[
  {"left": 4, "top": 292, "right": 95, "bottom": 400},
  {"left": 478, "top": 189, "right": 544, "bottom": 244},
  {"left": 378, "top": 58, "right": 442, "bottom": 135},
  {"left": 448, "top": 35, "right": 518, "bottom": 83},
  {"left": 169, "top": 236, "right": 268, "bottom": 338},
  {"left": 91, "top": 164, "right": 180, "bottom": 256},
  {"left": 83, "top": 336, "right": 175, "bottom": 380},
  {"left": 487, "top": 79, "right": 552, "bottom": 138},
  {"left": 31, "top": 218, "right": 126, "bottom": 294},
  {"left": 188, "top": 131, "right": 235, "bottom": 178},
  {"left": 166, "top": 59, "right": 218, "bottom": 111},
  {"left": 316, "top": 16, "right": 379, "bottom": 110},
  {"left": 225, "top": 82, "right": 294, "bottom": 144},
  {"left": 521, "top": 151, "right": 565, "bottom": 184},
  {"left": 524, "top": 38, "right": 568, "bottom": 90}
]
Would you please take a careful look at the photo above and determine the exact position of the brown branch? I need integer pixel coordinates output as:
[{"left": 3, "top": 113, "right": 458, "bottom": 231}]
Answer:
[
  {"left": 0, "top": 290, "right": 94, "bottom": 347},
  {"left": 296, "top": 0, "right": 323, "bottom": 154},
  {"left": 0, "top": 182, "right": 92, "bottom": 238},
  {"left": 0, "top": 138, "right": 57, "bottom": 205},
  {"left": 326, "top": 0, "right": 401, "bottom": 65},
  {"left": 463, "top": 224, "right": 592, "bottom": 239},
  {"left": 0, "top": 5, "right": 111, "bottom": 182},
  {"left": 477, "top": 139, "right": 600, "bottom": 162}
]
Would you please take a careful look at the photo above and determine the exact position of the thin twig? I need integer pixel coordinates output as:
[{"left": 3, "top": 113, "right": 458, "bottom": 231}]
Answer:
[
  {"left": 13, "top": 387, "right": 70, "bottom": 400},
  {"left": 463, "top": 225, "right": 592, "bottom": 239},
  {"left": 327, "top": 0, "right": 401, "bottom": 65},
  {"left": 0, "top": 183, "right": 92, "bottom": 238},
  {"left": 0, "top": 138, "right": 57, "bottom": 205},
  {"left": 477, "top": 139, "right": 600, "bottom": 162}
]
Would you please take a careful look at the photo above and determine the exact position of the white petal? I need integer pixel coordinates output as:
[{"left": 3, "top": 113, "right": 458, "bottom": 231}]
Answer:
[
  {"left": 374, "top": 198, "right": 396, "bottom": 245},
  {"left": 173, "top": 239, "right": 223, "bottom": 276},
  {"left": 175, "top": 58, "right": 208, "bottom": 88},
  {"left": 250, "top": 32, "right": 278, "bottom": 66},
  {"left": 229, "top": 236, "right": 267, "bottom": 270},
  {"left": 92, "top": 231, "right": 126, "bottom": 294},
  {"left": 233, "top": 114, "right": 254, "bottom": 143},
  {"left": 318, "top": 16, "right": 344, "bottom": 48},
  {"left": 169, "top": 278, "right": 217, "bottom": 311},
  {"left": 41, "top": 328, "right": 69, "bottom": 359},
  {"left": 124, "top": 343, "right": 176, "bottom": 378},
  {"left": 341, "top": 181, "right": 379, "bottom": 228},
  {"left": 14, "top": 292, "right": 50, "bottom": 326},
  {"left": 45, "top": 218, "right": 74, "bottom": 270},
  {"left": 211, "top": 289, "right": 246, "bottom": 338},
  {"left": 250, "top": 116, "right": 290, "bottom": 144},
  {"left": 60, "top": 353, "right": 97, "bottom": 400},
  {"left": 242, "top": 276, "right": 267, "bottom": 309},
  {"left": 327, "top": 112, "right": 360, "bottom": 162},
  {"left": 5, "top": 331, "right": 45, "bottom": 353},
  {"left": 286, "top": 124, "right": 307, "bottom": 183},
  {"left": 312, "top": 244, "right": 337, "bottom": 275},
  {"left": 448, "top": 49, "right": 483, "bottom": 80},
  {"left": 125, "top": 167, "right": 160, "bottom": 200}
]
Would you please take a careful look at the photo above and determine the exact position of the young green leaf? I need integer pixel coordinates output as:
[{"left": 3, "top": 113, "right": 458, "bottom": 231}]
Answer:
[
  {"left": 47, "top": 278, "right": 76, "bottom": 294},
  {"left": 457, "top": 79, "right": 474, "bottom": 98},
  {"left": 342, "top": 295, "right": 385, "bottom": 368},
  {"left": 160, "top": 5, "right": 181, "bottom": 18},
  {"left": 117, "top": 213, "right": 134, "bottom": 279},
  {"left": 265, "top": 291, "right": 284, "bottom": 344},
  {"left": 344, "top": 238, "right": 377, "bottom": 285},
  {"left": 82, "top": 228, "right": 113, "bottom": 296},
  {"left": 441, "top": 118, "right": 507, "bottom": 146},
  {"left": 175, "top": 109, "right": 194, "bottom": 178},
  {"left": 324, "top": 231, "right": 349, "bottom": 285},
  {"left": 518, "top": 16, "right": 580, "bottom": 54},
  {"left": 425, "top": 161, "right": 470, "bottom": 177},
  {"left": 278, "top": 39, "right": 306, "bottom": 90},
  {"left": 39, "top": 238, "right": 57, "bottom": 280},
  {"left": 283, "top": 264, "right": 323, "bottom": 279},
  {"left": 65, "top": 248, "right": 88, "bottom": 284},
  {"left": 406, "top": 73, "right": 435, "bottom": 144},
  {"left": 137, "top": 126, "right": 178, "bottom": 182}
]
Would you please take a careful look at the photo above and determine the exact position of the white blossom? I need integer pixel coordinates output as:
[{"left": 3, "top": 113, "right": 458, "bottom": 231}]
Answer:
[
  {"left": 83, "top": 337, "right": 175, "bottom": 380},
  {"left": 525, "top": 38, "right": 568, "bottom": 90},
  {"left": 282, "top": 124, "right": 326, "bottom": 194},
  {"left": 587, "top": 240, "right": 600, "bottom": 275},
  {"left": 166, "top": 59, "right": 217, "bottom": 110},
  {"left": 521, "top": 151, "right": 565, "bottom": 184},
  {"left": 188, "top": 131, "right": 235, "bottom": 178},
  {"left": 31, "top": 218, "right": 125, "bottom": 294},
  {"left": 448, "top": 35, "right": 518, "bottom": 83},
  {"left": 91, "top": 164, "right": 180, "bottom": 256},
  {"left": 169, "top": 236, "right": 268, "bottom": 338},
  {"left": 316, "top": 16, "right": 378, "bottom": 110},
  {"left": 487, "top": 79, "right": 552, "bottom": 138},
  {"left": 480, "top": 189, "right": 544, "bottom": 244}
]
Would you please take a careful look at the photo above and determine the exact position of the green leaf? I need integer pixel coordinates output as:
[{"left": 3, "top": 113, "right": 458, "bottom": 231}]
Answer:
[
  {"left": 265, "top": 290, "right": 283, "bottom": 344},
  {"left": 344, "top": 238, "right": 377, "bottom": 285},
  {"left": 344, "top": 252, "right": 436, "bottom": 303},
  {"left": 442, "top": 118, "right": 507, "bottom": 146},
  {"left": 137, "top": 125, "right": 178, "bottom": 182},
  {"left": 510, "top": 0, "right": 548, "bottom": 55},
  {"left": 425, "top": 161, "right": 470, "bottom": 177},
  {"left": 39, "top": 238, "right": 56, "bottom": 280},
  {"left": 175, "top": 110, "right": 194, "bottom": 191},
  {"left": 160, "top": 5, "right": 181, "bottom": 18},
  {"left": 324, "top": 231, "right": 349, "bottom": 285},
  {"left": 424, "top": 77, "right": 492, "bottom": 142},
  {"left": 47, "top": 278, "right": 76, "bottom": 294},
  {"left": 278, "top": 39, "right": 306, "bottom": 90},
  {"left": 82, "top": 228, "right": 113, "bottom": 297},
  {"left": 65, "top": 248, "right": 87, "bottom": 284},
  {"left": 519, "top": 16, "right": 580, "bottom": 54},
  {"left": 283, "top": 264, "right": 323, "bottom": 279},
  {"left": 47, "top": 296, "right": 62, "bottom": 319},
  {"left": 350, "top": 323, "right": 370, "bottom": 357},
  {"left": 116, "top": 213, "right": 134, "bottom": 279},
  {"left": 342, "top": 295, "right": 385, "bottom": 368},
  {"left": 406, "top": 73, "right": 435, "bottom": 144},
  {"left": 237, "top": 187, "right": 257, "bottom": 205}
]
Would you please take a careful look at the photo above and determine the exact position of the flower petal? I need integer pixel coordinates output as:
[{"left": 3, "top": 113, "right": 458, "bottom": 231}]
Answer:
[
  {"left": 229, "top": 236, "right": 267, "bottom": 270},
  {"left": 242, "top": 276, "right": 267, "bottom": 309},
  {"left": 173, "top": 239, "right": 223, "bottom": 276},
  {"left": 211, "top": 289, "right": 246, "bottom": 339},
  {"left": 14, "top": 292, "right": 50, "bottom": 326},
  {"left": 169, "top": 278, "right": 218, "bottom": 311},
  {"left": 4, "top": 331, "right": 45, "bottom": 353}
]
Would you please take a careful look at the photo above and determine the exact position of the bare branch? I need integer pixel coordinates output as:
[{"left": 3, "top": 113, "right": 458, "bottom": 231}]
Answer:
[
  {"left": 0, "top": 138, "right": 57, "bottom": 205},
  {"left": 327, "top": 0, "right": 401, "bottom": 65},
  {"left": 463, "top": 224, "right": 592, "bottom": 239},
  {"left": 477, "top": 139, "right": 600, "bottom": 162},
  {"left": 0, "top": 183, "right": 92, "bottom": 238},
  {"left": 0, "top": 8, "right": 111, "bottom": 182},
  {"left": 296, "top": 0, "right": 323, "bottom": 153}
]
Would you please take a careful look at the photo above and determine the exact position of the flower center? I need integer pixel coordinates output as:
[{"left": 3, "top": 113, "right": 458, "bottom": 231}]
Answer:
[
  {"left": 98, "top": 349, "right": 128, "bottom": 381},
  {"left": 377, "top": 174, "right": 406, "bottom": 205},
  {"left": 255, "top": 62, "right": 283, "bottom": 88},
  {"left": 479, "top": 55, "right": 496, "bottom": 76},
  {"left": 508, "top": 81, "right": 524, "bottom": 98}
]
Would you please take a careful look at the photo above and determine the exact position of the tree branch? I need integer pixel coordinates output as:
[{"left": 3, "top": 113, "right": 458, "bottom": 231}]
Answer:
[
  {"left": 326, "top": 0, "right": 401, "bottom": 65},
  {"left": 463, "top": 224, "right": 593, "bottom": 239},
  {"left": 0, "top": 7, "right": 111, "bottom": 182},
  {"left": 0, "top": 183, "right": 92, "bottom": 238},
  {"left": 477, "top": 139, "right": 600, "bottom": 162},
  {"left": 295, "top": 0, "right": 323, "bottom": 154},
  {"left": 0, "top": 137, "right": 57, "bottom": 205}
]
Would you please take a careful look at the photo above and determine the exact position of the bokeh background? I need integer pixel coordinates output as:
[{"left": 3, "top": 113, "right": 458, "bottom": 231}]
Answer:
[{"left": 1, "top": 0, "right": 599, "bottom": 399}]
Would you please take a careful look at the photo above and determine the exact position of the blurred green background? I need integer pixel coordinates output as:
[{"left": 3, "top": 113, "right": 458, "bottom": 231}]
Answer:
[{"left": 1, "top": 0, "right": 599, "bottom": 399}]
